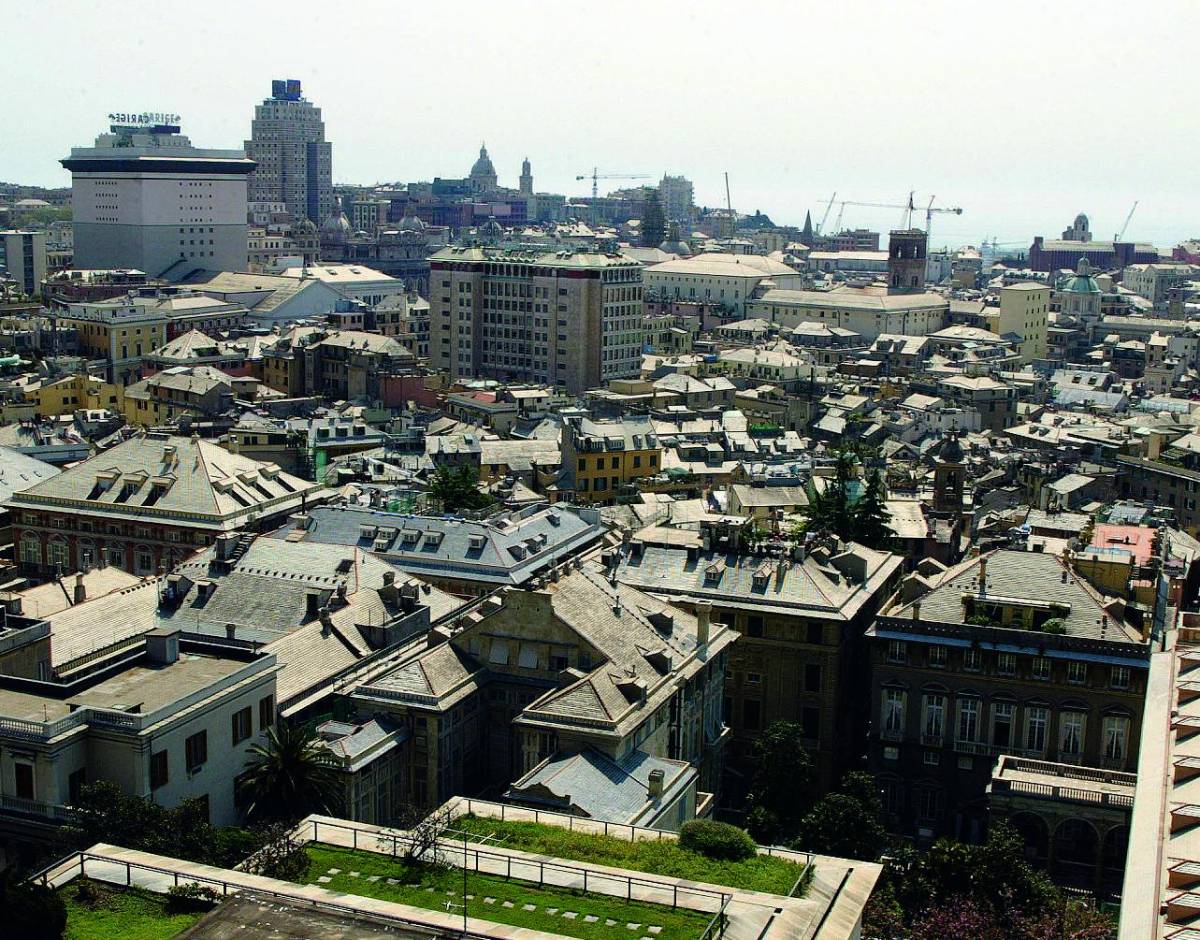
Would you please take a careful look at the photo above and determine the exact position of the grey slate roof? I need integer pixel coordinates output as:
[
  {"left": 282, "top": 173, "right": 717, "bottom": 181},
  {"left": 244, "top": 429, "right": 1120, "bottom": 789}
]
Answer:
[
  {"left": 37, "top": 535, "right": 465, "bottom": 704},
  {"left": 616, "top": 542, "right": 900, "bottom": 621},
  {"left": 505, "top": 747, "right": 694, "bottom": 824},
  {"left": 0, "top": 445, "right": 59, "bottom": 501},
  {"left": 889, "top": 549, "right": 1142, "bottom": 642},
  {"left": 269, "top": 504, "right": 606, "bottom": 587},
  {"left": 7, "top": 434, "right": 322, "bottom": 528}
]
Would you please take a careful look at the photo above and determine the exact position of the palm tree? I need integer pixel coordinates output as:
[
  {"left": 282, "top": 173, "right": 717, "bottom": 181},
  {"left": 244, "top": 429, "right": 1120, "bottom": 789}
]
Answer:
[{"left": 239, "top": 724, "right": 341, "bottom": 823}]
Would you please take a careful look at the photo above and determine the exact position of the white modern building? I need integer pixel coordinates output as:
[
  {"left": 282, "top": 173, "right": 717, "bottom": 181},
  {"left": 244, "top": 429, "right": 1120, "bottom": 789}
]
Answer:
[{"left": 62, "top": 117, "right": 254, "bottom": 277}]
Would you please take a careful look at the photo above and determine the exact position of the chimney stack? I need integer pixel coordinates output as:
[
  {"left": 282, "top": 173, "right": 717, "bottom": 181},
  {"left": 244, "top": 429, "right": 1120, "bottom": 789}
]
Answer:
[
  {"left": 978, "top": 556, "right": 988, "bottom": 595},
  {"left": 647, "top": 768, "right": 665, "bottom": 800},
  {"left": 319, "top": 608, "right": 333, "bottom": 636},
  {"left": 74, "top": 572, "right": 86, "bottom": 605},
  {"left": 696, "top": 601, "right": 712, "bottom": 646}
]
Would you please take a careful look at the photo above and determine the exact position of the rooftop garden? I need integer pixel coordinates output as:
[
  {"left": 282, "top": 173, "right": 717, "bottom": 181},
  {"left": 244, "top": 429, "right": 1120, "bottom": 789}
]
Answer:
[
  {"left": 452, "top": 815, "right": 810, "bottom": 897},
  {"left": 62, "top": 879, "right": 206, "bottom": 940},
  {"left": 300, "top": 844, "right": 713, "bottom": 940}
]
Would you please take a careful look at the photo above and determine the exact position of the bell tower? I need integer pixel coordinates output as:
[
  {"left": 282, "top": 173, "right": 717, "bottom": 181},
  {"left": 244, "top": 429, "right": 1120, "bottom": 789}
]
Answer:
[
  {"left": 933, "top": 431, "right": 965, "bottom": 515},
  {"left": 888, "top": 229, "right": 928, "bottom": 292}
]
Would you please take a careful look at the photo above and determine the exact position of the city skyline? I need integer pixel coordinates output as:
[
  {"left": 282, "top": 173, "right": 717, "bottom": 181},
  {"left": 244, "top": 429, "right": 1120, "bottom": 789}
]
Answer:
[{"left": 5, "top": 0, "right": 1197, "bottom": 250}]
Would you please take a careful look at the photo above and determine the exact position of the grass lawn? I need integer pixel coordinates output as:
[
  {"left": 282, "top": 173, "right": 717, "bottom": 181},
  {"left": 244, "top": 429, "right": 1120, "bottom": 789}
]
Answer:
[
  {"left": 452, "top": 816, "right": 809, "bottom": 896},
  {"left": 303, "top": 844, "right": 712, "bottom": 940},
  {"left": 62, "top": 879, "right": 204, "bottom": 940}
]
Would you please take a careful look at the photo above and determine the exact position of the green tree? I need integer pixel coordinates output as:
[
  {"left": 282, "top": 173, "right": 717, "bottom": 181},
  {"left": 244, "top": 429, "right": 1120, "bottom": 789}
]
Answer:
[
  {"left": 743, "top": 721, "right": 813, "bottom": 842},
  {"left": 791, "top": 771, "right": 889, "bottom": 861},
  {"left": 1, "top": 869, "right": 66, "bottom": 940},
  {"left": 641, "top": 190, "right": 666, "bottom": 248},
  {"left": 801, "top": 449, "right": 856, "bottom": 539},
  {"left": 851, "top": 468, "right": 891, "bottom": 549},
  {"left": 239, "top": 724, "right": 342, "bottom": 824},
  {"left": 428, "top": 464, "right": 493, "bottom": 514},
  {"left": 883, "top": 822, "right": 1058, "bottom": 928}
]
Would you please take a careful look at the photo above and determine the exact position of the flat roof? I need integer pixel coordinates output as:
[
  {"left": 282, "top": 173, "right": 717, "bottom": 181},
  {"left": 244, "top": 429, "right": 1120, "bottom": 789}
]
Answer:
[{"left": 0, "top": 651, "right": 247, "bottom": 722}]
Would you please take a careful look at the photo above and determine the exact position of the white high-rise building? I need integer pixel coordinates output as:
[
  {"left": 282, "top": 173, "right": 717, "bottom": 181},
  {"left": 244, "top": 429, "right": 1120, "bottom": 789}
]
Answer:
[
  {"left": 244, "top": 80, "right": 333, "bottom": 226},
  {"left": 62, "top": 116, "right": 253, "bottom": 277}
]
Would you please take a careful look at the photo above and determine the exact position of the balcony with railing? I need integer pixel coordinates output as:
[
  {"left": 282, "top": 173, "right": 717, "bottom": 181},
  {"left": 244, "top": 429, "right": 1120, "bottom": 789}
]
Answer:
[{"left": 988, "top": 755, "right": 1135, "bottom": 810}]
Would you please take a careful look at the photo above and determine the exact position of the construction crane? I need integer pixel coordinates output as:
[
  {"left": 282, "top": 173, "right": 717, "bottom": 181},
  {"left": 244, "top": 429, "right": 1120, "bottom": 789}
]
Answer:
[
  {"left": 816, "top": 192, "right": 837, "bottom": 236},
  {"left": 575, "top": 169, "right": 651, "bottom": 199},
  {"left": 1114, "top": 201, "right": 1139, "bottom": 241},
  {"left": 835, "top": 193, "right": 964, "bottom": 248}
]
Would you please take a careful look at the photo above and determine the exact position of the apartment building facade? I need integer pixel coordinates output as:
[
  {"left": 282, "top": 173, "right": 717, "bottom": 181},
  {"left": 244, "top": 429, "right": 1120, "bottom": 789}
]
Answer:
[
  {"left": 430, "top": 247, "right": 643, "bottom": 394},
  {"left": 867, "top": 550, "right": 1149, "bottom": 846}
]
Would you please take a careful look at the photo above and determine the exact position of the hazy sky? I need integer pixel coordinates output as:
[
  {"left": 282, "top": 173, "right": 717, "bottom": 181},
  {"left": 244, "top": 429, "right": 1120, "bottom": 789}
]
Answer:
[{"left": 6, "top": 0, "right": 1196, "bottom": 249}]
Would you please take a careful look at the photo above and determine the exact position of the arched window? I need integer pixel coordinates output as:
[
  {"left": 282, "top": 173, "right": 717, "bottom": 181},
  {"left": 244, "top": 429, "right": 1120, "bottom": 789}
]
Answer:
[
  {"left": 47, "top": 538, "right": 69, "bottom": 572},
  {"left": 20, "top": 533, "right": 41, "bottom": 566},
  {"left": 134, "top": 544, "right": 155, "bottom": 576}
]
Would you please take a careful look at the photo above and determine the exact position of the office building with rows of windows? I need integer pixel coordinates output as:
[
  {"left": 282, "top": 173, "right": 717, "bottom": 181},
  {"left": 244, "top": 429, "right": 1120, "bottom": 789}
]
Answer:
[{"left": 429, "top": 246, "right": 643, "bottom": 394}]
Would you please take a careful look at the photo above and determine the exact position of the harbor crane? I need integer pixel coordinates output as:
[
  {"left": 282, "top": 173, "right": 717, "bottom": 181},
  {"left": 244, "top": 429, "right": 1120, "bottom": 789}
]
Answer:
[
  {"left": 576, "top": 169, "right": 651, "bottom": 199},
  {"left": 1114, "top": 201, "right": 1139, "bottom": 241}
]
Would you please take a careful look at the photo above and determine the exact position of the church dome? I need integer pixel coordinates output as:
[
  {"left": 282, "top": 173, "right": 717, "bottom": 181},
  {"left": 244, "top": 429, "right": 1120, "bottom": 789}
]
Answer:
[
  {"left": 320, "top": 199, "right": 351, "bottom": 244},
  {"left": 470, "top": 143, "right": 497, "bottom": 183},
  {"left": 658, "top": 222, "right": 691, "bottom": 257},
  {"left": 1060, "top": 257, "right": 1101, "bottom": 294},
  {"left": 477, "top": 217, "right": 504, "bottom": 241},
  {"left": 398, "top": 203, "right": 426, "bottom": 232}
]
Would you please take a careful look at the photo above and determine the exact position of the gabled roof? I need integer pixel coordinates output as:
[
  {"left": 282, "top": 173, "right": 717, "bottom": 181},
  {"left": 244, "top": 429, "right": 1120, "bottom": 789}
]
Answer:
[{"left": 7, "top": 433, "right": 322, "bottom": 526}]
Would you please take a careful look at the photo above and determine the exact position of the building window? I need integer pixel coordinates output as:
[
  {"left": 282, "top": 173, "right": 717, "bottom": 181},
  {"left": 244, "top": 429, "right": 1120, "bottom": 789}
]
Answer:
[
  {"left": 1025, "top": 706, "right": 1048, "bottom": 753},
  {"left": 804, "top": 663, "right": 822, "bottom": 693},
  {"left": 997, "top": 652, "right": 1017, "bottom": 676},
  {"left": 956, "top": 698, "right": 980, "bottom": 743},
  {"left": 47, "top": 539, "right": 69, "bottom": 571},
  {"left": 801, "top": 705, "right": 820, "bottom": 742},
  {"left": 807, "top": 623, "right": 822, "bottom": 645},
  {"left": 1031, "top": 656, "right": 1051, "bottom": 681},
  {"left": 14, "top": 762, "right": 34, "bottom": 799},
  {"left": 1103, "top": 715, "right": 1129, "bottom": 763},
  {"left": 882, "top": 688, "right": 906, "bottom": 735},
  {"left": 150, "top": 750, "right": 169, "bottom": 790},
  {"left": 746, "top": 615, "right": 764, "bottom": 638},
  {"left": 887, "top": 640, "right": 906, "bottom": 664},
  {"left": 963, "top": 648, "right": 982, "bottom": 671},
  {"left": 742, "top": 699, "right": 761, "bottom": 730},
  {"left": 992, "top": 702, "right": 1015, "bottom": 748},
  {"left": 1067, "top": 662, "right": 1087, "bottom": 685},
  {"left": 185, "top": 730, "right": 208, "bottom": 775},
  {"left": 1059, "top": 711, "right": 1085, "bottom": 757},
  {"left": 928, "top": 645, "right": 947, "bottom": 668},
  {"left": 1111, "top": 666, "right": 1131, "bottom": 690},
  {"left": 231, "top": 707, "right": 252, "bottom": 745},
  {"left": 922, "top": 693, "right": 945, "bottom": 742},
  {"left": 915, "top": 786, "right": 942, "bottom": 822},
  {"left": 20, "top": 534, "right": 41, "bottom": 566}
]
